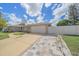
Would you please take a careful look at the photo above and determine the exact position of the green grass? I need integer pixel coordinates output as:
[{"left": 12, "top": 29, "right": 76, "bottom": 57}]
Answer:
[
  {"left": 13, "top": 32, "right": 25, "bottom": 35},
  {"left": 63, "top": 35, "right": 79, "bottom": 56},
  {"left": 0, "top": 32, "right": 9, "bottom": 40}
]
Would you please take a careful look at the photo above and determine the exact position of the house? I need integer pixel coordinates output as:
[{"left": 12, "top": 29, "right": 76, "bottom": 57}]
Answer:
[
  {"left": 30, "top": 23, "right": 51, "bottom": 34},
  {"left": 3, "top": 23, "right": 51, "bottom": 34}
]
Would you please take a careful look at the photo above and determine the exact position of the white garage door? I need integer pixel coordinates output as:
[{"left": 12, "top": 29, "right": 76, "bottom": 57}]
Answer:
[{"left": 31, "top": 26, "right": 46, "bottom": 34}]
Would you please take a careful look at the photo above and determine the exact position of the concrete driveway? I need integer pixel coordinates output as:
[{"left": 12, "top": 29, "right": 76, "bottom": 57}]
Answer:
[
  {"left": 0, "top": 33, "right": 71, "bottom": 56},
  {"left": 22, "top": 36, "right": 71, "bottom": 56},
  {"left": 0, "top": 33, "right": 42, "bottom": 56}
]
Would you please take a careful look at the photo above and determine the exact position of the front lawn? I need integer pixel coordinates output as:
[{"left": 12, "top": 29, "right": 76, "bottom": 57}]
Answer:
[
  {"left": 0, "top": 32, "right": 9, "bottom": 40},
  {"left": 63, "top": 35, "right": 79, "bottom": 56}
]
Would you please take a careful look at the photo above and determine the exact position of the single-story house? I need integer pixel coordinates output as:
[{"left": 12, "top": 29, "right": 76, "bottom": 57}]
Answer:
[{"left": 3, "top": 23, "right": 51, "bottom": 34}]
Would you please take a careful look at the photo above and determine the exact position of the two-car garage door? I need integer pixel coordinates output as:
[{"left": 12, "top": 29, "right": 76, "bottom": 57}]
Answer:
[{"left": 31, "top": 25, "right": 46, "bottom": 34}]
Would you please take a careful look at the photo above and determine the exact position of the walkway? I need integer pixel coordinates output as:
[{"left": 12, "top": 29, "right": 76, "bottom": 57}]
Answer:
[{"left": 22, "top": 35, "right": 71, "bottom": 56}]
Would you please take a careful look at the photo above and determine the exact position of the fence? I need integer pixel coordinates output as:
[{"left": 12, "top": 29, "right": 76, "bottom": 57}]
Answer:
[{"left": 48, "top": 26, "right": 79, "bottom": 35}]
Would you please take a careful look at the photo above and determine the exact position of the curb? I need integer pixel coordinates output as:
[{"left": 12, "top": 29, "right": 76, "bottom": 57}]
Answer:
[{"left": 57, "top": 35, "right": 72, "bottom": 56}]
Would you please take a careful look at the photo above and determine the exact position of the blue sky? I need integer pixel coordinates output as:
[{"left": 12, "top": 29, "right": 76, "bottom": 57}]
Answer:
[{"left": 0, "top": 3, "right": 69, "bottom": 25}]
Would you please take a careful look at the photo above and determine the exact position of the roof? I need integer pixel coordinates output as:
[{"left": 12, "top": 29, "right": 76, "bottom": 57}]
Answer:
[
  {"left": 7, "top": 23, "right": 52, "bottom": 27},
  {"left": 26, "top": 23, "right": 51, "bottom": 26}
]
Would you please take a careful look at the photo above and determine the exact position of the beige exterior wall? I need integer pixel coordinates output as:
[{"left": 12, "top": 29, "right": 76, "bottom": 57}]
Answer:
[
  {"left": 31, "top": 25, "right": 47, "bottom": 34},
  {"left": 4, "top": 23, "right": 50, "bottom": 34},
  {"left": 24, "top": 26, "right": 31, "bottom": 32},
  {"left": 48, "top": 27, "right": 57, "bottom": 34}
]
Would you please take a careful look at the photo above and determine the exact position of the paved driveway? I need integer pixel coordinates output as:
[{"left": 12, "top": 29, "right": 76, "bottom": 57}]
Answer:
[
  {"left": 0, "top": 33, "right": 42, "bottom": 56},
  {"left": 22, "top": 36, "right": 71, "bottom": 56},
  {"left": 0, "top": 33, "right": 71, "bottom": 56}
]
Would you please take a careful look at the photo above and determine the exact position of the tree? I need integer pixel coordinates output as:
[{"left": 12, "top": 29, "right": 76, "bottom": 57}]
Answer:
[
  {"left": 57, "top": 4, "right": 79, "bottom": 26},
  {"left": 0, "top": 12, "right": 7, "bottom": 31},
  {"left": 68, "top": 3, "right": 78, "bottom": 25},
  {"left": 57, "top": 19, "right": 71, "bottom": 26}
]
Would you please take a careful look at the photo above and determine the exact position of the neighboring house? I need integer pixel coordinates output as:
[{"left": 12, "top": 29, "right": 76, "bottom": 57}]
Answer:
[{"left": 3, "top": 23, "right": 51, "bottom": 34}]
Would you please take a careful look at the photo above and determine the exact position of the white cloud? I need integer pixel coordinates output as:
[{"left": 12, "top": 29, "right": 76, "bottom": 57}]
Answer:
[
  {"left": 36, "top": 15, "right": 44, "bottom": 23},
  {"left": 45, "top": 3, "right": 52, "bottom": 7},
  {"left": 21, "top": 3, "right": 45, "bottom": 24},
  {"left": 51, "top": 3, "right": 72, "bottom": 25},
  {"left": 27, "top": 19, "right": 35, "bottom": 24},
  {"left": 53, "top": 4, "right": 69, "bottom": 17},
  {"left": 8, "top": 13, "right": 22, "bottom": 25},
  {"left": 20, "top": 3, "right": 43, "bottom": 16},
  {"left": 52, "top": 4, "right": 57, "bottom": 10},
  {"left": 49, "top": 19, "right": 60, "bottom": 26},
  {"left": 23, "top": 14, "right": 28, "bottom": 20},
  {"left": 0, "top": 6, "right": 3, "bottom": 9},
  {"left": 8, "top": 21, "right": 14, "bottom": 25}
]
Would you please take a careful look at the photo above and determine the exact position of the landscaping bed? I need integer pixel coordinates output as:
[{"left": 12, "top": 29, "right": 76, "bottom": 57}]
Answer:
[{"left": 63, "top": 35, "right": 79, "bottom": 56}]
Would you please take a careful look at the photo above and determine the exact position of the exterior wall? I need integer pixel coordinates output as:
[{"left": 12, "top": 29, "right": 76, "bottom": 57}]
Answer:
[
  {"left": 24, "top": 26, "right": 31, "bottom": 32},
  {"left": 4, "top": 24, "right": 79, "bottom": 35},
  {"left": 48, "top": 26, "right": 79, "bottom": 35},
  {"left": 3, "top": 23, "right": 50, "bottom": 33},
  {"left": 31, "top": 25, "right": 46, "bottom": 34},
  {"left": 3, "top": 26, "right": 24, "bottom": 32},
  {"left": 48, "top": 27, "right": 57, "bottom": 34},
  {"left": 23, "top": 27, "right": 27, "bottom": 32}
]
